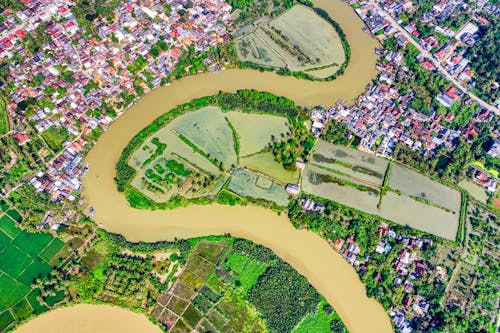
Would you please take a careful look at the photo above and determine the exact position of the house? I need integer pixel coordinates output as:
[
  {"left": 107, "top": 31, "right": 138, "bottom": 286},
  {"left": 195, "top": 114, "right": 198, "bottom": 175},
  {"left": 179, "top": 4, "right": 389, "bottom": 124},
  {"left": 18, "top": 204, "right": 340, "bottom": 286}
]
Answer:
[{"left": 285, "top": 184, "right": 300, "bottom": 196}]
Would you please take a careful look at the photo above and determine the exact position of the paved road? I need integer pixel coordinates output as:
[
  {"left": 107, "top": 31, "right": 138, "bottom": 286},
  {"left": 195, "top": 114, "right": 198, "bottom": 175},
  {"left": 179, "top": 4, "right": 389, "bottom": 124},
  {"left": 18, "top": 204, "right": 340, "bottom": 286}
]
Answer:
[{"left": 374, "top": 2, "right": 499, "bottom": 115}]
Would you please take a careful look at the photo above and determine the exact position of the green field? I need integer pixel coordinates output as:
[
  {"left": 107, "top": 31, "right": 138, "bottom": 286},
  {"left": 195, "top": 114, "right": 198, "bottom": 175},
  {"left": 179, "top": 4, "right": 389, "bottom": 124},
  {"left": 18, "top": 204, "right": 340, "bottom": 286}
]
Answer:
[
  {"left": 0, "top": 208, "right": 66, "bottom": 331},
  {"left": 227, "top": 169, "right": 289, "bottom": 206},
  {"left": 0, "top": 98, "right": 9, "bottom": 135},
  {"left": 225, "top": 111, "right": 289, "bottom": 157},
  {"left": 293, "top": 299, "right": 344, "bottom": 333},
  {"left": 236, "top": 5, "right": 346, "bottom": 79}
]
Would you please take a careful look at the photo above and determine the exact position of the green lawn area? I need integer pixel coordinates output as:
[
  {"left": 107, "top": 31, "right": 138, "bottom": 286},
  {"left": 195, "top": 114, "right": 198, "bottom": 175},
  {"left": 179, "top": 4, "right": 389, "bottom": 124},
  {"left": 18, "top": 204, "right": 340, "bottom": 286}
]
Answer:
[
  {"left": 0, "top": 98, "right": 9, "bottom": 135},
  {"left": 41, "top": 126, "right": 69, "bottom": 152}
]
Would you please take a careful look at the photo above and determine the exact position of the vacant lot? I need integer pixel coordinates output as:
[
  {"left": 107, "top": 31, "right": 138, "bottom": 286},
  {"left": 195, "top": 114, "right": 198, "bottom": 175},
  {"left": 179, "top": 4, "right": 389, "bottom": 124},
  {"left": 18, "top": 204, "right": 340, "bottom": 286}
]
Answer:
[
  {"left": 227, "top": 169, "right": 289, "bottom": 206},
  {"left": 389, "top": 163, "right": 461, "bottom": 213},
  {"left": 225, "top": 111, "right": 289, "bottom": 157},
  {"left": 241, "top": 152, "right": 300, "bottom": 184},
  {"left": 235, "top": 5, "right": 345, "bottom": 78}
]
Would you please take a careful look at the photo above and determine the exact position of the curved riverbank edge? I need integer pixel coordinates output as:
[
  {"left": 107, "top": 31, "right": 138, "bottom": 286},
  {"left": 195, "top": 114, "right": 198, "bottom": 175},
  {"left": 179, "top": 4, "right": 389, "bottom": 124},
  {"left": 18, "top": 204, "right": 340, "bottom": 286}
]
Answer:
[
  {"left": 13, "top": 304, "right": 162, "bottom": 333},
  {"left": 80, "top": 0, "right": 391, "bottom": 332}
]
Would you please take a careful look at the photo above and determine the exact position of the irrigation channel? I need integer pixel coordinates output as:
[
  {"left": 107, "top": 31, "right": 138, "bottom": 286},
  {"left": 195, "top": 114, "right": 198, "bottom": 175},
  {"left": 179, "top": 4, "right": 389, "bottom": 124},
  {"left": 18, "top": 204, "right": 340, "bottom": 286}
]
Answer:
[{"left": 27, "top": 0, "right": 392, "bottom": 332}]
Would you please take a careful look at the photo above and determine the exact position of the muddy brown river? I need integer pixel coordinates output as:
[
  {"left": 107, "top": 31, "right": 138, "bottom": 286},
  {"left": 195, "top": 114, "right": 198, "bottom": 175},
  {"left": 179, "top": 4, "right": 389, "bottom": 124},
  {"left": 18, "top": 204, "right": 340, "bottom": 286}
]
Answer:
[
  {"left": 18, "top": 0, "right": 394, "bottom": 332},
  {"left": 14, "top": 304, "right": 162, "bottom": 333}
]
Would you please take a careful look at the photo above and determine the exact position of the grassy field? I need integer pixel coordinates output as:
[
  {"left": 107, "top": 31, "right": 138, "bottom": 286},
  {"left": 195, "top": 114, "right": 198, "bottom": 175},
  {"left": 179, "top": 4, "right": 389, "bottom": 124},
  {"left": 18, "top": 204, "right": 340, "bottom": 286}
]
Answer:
[
  {"left": 241, "top": 152, "right": 300, "bottom": 184},
  {"left": 0, "top": 209, "right": 67, "bottom": 331},
  {"left": 389, "top": 163, "right": 461, "bottom": 213},
  {"left": 225, "top": 111, "right": 289, "bottom": 157},
  {"left": 235, "top": 5, "right": 345, "bottom": 78},
  {"left": 41, "top": 126, "right": 69, "bottom": 152},
  {"left": 226, "top": 169, "right": 289, "bottom": 206},
  {"left": 0, "top": 98, "right": 9, "bottom": 135},
  {"left": 458, "top": 180, "right": 488, "bottom": 204},
  {"left": 293, "top": 299, "right": 343, "bottom": 333}
]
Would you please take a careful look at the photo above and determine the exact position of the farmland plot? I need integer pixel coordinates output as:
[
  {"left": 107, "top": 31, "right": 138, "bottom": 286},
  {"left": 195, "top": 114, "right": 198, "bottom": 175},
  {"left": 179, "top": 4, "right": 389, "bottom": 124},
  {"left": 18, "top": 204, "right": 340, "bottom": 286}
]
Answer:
[
  {"left": 313, "top": 140, "right": 388, "bottom": 185},
  {"left": 236, "top": 32, "right": 286, "bottom": 68},
  {"left": 302, "top": 165, "right": 380, "bottom": 214},
  {"left": 380, "top": 192, "right": 458, "bottom": 240},
  {"left": 225, "top": 111, "right": 289, "bottom": 156},
  {"left": 389, "top": 163, "right": 461, "bottom": 213},
  {"left": 270, "top": 5, "right": 345, "bottom": 69},
  {"left": 241, "top": 152, "right": 300, "bottom": 184},
  {"left": 227, "top": 169, "right": 289, "bottom": 206},
  {"left": 459, "top": 180, "right": 488, "bottom": 204},
  {"left": 235, "top": 5, "right": 345, "bottom": 78},
  {"left": 171, "top": 106, "right": 237, "bottom": 168}
]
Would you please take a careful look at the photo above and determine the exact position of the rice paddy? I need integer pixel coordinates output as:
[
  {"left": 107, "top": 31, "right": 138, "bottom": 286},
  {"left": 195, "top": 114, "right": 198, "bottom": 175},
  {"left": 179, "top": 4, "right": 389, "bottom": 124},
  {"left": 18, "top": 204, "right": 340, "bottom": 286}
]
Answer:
[
  {"left": 226, "top": 169, "right": 289, "bottom": 206},
  {"left": 303, "top": 141, "right": 461, "bottom": 240},
  {"left": 128, "top": 106, "right": 293, "bottom": 207},
  {"left": 235, "top": 5, "right": 346, "bottom": 79},
  {"left": 0, "top": 208, "right": 68, "bottom": 332},
  {"left": 225, "top": 111, "right": 289, "bottom": 157},
  {"left": 241, "top": 151, "right": 300, "bottom": 184}
]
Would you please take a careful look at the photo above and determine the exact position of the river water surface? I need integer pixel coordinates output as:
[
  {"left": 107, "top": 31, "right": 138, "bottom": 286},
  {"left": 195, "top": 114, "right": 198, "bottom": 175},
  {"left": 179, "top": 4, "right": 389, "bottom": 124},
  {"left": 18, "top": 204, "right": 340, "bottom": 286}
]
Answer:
[
  {"left": 14, "top": 304, "right": 162, "bottom": 333},
  {"left": 30, "top": 0, "right": 392, "bottom": 332}
]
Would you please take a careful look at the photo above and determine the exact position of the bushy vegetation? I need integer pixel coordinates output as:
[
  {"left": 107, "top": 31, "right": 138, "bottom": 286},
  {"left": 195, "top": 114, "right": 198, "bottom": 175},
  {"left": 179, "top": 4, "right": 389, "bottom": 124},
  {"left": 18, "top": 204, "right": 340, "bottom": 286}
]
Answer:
[{"left": 247, "top": 261, "right": 321, "bottom": 333}]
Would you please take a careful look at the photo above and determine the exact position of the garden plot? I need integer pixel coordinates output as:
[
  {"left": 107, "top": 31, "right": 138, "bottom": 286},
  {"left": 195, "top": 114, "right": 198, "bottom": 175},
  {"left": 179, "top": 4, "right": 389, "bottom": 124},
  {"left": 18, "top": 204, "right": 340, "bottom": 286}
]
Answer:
[
  {"left": 241, "top": 152, "right": 300, "bottom": 184},
  {"left": 225, "top": 111, "right": 289, "bottom": 157},
  {"left": 389, "top": 163, "right": 461, "bottom": 213},
  {"left": 312, "top": 140, "right": 388, "bottom": 185},
  {"left": 227, "top": 169, "right": 289, "bottom": 206},
  {"left": 171, "top": 106, "right": 237, "bottom": 168}
]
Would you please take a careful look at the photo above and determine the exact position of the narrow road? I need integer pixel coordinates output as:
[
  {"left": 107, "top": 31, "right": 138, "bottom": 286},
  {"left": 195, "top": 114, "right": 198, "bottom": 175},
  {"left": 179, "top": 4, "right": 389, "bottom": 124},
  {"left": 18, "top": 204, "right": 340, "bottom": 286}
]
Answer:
[{"left": 373, "top": 2, "right": 499, "bottom": 115}]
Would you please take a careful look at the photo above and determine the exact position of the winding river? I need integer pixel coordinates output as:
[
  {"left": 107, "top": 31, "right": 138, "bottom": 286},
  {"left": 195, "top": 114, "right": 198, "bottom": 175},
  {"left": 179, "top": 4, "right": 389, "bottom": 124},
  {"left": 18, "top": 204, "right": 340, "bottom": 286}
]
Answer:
[
  {"left": 14, "top": 304, "right": 162, "bottom": 333},
  {"left": 76, "top": 0, "right": 393, "bottom": 332}
]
